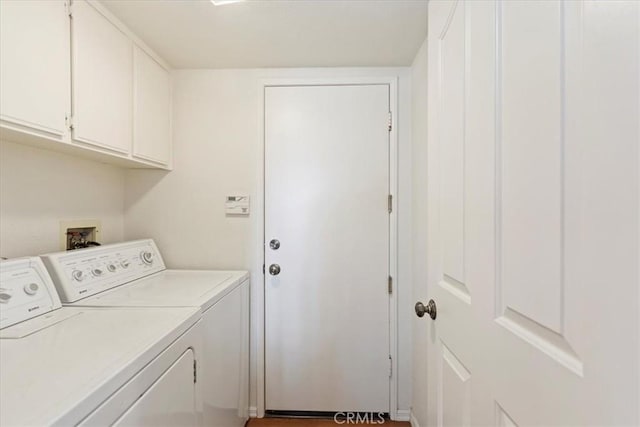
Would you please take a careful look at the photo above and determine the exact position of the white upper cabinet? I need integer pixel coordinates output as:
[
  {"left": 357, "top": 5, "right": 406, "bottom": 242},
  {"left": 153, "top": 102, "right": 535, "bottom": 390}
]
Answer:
[
  {"left": 71, "top": 0, "right": 133, "bottom": 154},
  {"left": 0, "top": 0, "right": 172, "bottom": 169},
  {"left": 133, "top": 46, "right": 172, "bottom": 166},
  {"left": 0, "top": 0, "right": 70, "bottom": 139}
]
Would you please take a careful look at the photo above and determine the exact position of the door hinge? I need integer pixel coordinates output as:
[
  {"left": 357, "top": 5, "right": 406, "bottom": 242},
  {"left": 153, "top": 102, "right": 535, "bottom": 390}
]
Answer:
[
  {"left": 66, "top": 115, "right": 74, "bottom": 131},
  {"left": 388, "top": 112, "right": 392, "bottom": 132},
  {"left": 389, "top": 356, "right": 393, "bottom": 378},
  {"left": 66, "top": 1, "right": 73, "bottom": 18},
  {"left": 388, "top": 276, "right": 392, "bottom": 294},
  {"left": 388, "top": 194, "right": 393, "bottom": 214},
  {"left": 193, "top": 360, "right": 197, "bottom": 383},
  {"left": 262, "top": 264, "right": 265, "bottom": 275}
]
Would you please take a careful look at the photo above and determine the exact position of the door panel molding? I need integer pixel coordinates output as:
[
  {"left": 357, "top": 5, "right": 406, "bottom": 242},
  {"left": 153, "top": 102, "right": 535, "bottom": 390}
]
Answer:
[
  {"left": 495, "top": 403, "right": 517, "bottom": 427},
  {"left": 439, "top": 344, "right": 471, "bottom": 427},
  {"left": 493, "top": 0, "right": 584, "bottom": 375},
  {"left": 495, "top": 0, "right": 565, "bottom": 335},
  {"left": 438, "top": 0, "right": 471, "bottom": 305},
  {"left": 495, "top": 308, "right": 582, "bottom": 376}
]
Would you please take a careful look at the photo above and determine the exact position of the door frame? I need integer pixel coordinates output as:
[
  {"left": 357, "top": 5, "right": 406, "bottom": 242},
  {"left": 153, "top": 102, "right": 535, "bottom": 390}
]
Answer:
[{"left": 255, "top": 76, "right": 400, "bottom": 420}]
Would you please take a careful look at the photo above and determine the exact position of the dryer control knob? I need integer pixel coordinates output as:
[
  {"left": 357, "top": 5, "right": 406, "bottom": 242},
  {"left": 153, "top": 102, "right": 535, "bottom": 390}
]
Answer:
[
  {"left": 120, "top": 260, "right": 130, "bottom": 269},
  {"left": 92, "top": 268, "right": 104, "bottom": 277},
  {"left": 23, "top": 282, "right": 39, "bottom": 296},
  {"left": 107, "top": 264, "right": 117, "bottom": 272},
  {"left": 72, "top": 270, "right": 84, "bottom": 282}
]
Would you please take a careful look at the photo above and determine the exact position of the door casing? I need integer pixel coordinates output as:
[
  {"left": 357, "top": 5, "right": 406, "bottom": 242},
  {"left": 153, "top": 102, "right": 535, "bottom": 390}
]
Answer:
[{"left": 255, "top": 76, "right": 400, "bottom": 420}]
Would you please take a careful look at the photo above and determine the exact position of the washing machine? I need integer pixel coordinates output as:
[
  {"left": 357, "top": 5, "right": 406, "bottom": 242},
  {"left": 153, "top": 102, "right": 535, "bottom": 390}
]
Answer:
[
  {"left": 41, "top": 239, "right": 250, "bottom": 427},
  {"left": 0, "top": 257, "right": 203, "bottom": 426}
]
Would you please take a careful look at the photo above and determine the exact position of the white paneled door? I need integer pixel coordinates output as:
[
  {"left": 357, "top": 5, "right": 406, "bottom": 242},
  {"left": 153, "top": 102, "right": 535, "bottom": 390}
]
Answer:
[
  {"left": 422, "top": 1, "right": 639, "bottom": 426},
  {"left": 265, "top": 85, "right": 391, "bottom": 413}
]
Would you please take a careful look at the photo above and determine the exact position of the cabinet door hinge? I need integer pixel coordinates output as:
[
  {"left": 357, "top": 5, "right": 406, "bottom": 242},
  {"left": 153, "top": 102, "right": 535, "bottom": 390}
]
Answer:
[
  {"left": 262, "top": 264, "right": 265, "bottom": 275},
  {"left": 193, "top": 360, "right": 197, "bottom": 383},
  {"left": 389, "top": 355, "right": 393, "bottom": 378},
  {"left": 388, "top": 194, "right": 393, "bottom": 214},
  {"left": 388, "top": 276, "right": 392, "bottom": 294},
  {"left": 388, "top": 112, "right": 392, "bottom": 132}
]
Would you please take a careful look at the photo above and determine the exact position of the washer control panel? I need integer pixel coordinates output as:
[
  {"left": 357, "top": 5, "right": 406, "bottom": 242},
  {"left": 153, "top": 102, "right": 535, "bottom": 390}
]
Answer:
[
  {"left": 41, "top": 239, "right": 166, "bottom": 303},
  {"left": 0, "top": 257, "right": 62, "bottom": 330}
]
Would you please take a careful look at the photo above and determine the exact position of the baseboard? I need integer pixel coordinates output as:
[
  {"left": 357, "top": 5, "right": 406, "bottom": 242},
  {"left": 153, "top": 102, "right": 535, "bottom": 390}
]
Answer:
[
  {"left": 249, "top": 406, "right": 258, "bottom": 418},
  {"left": 395, "top": 409, "right": 411, "bottom": 422},
  {"left": 410, "top": 411, "right": 421, "bottom": 427}
]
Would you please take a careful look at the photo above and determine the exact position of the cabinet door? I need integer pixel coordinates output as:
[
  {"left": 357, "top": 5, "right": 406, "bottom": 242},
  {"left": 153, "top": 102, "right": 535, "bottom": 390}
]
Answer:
[
  {"left": 133, "top": 46, "right": 171, "bottom": 165},
  {"left": 72, "top": 1, "right": 132, "bottom": 154},
  {"left": 0, "top": 0, "right": 70, "bottom": 138}
]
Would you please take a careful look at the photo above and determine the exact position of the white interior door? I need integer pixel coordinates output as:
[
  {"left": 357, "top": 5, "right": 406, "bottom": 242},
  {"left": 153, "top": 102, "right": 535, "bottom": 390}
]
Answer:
[
  {"left": 265, "top": 85, "right": 391, "bottom": 413},
  {"left": 422, "top": 1, "right": 639, "bottom": 426}
]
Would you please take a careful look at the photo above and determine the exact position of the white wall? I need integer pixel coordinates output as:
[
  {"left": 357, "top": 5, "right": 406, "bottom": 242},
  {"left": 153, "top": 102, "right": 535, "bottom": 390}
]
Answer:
[
  {"left": 0, "top": 139, "right": 125, "bottom": 258},
  {"left": 124, "top": 67, "right": 413, "bottom": 415},
  {"left": 410, "top": 38, "right": 428, "bottom": 427}
]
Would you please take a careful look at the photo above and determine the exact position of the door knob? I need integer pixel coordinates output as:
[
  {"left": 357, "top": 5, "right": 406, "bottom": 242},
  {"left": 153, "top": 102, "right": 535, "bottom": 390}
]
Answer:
[
  {"left": 269, "top": 264, "right": 281, "bottom": 276},
  {"left": 415, "top": 299, "right": 437, "bottom": 320},
  {"left": 270, "top": 239, "right": 280, "bottom": 250}
]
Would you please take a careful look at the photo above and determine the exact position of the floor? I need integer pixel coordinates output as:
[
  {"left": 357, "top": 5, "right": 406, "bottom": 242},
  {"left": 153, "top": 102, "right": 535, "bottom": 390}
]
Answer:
[{"left": 247, "top": 418, "right": 410, "bottom": 426}]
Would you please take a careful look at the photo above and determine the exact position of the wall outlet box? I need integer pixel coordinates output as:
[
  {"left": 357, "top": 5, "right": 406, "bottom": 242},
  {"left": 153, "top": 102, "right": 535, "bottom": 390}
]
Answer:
[{"left": 225, "top": 196, "right": 250, "bottom": 216}]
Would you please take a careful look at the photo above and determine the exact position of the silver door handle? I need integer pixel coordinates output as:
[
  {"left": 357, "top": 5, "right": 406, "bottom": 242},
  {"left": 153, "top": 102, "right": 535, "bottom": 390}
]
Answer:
[
  {"left": 269, "top": 264, "right": 281, "bottom": 276},
  {"left": 415, "top": 300, "right": 437, "bottom": 320}
]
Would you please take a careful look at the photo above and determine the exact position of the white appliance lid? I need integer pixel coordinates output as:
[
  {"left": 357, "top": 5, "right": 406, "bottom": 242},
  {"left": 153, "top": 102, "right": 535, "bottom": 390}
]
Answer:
[
  {"left": 0, "top": 306, "right": 200, "bottom": 426},
  {"left": 67, "top": 269, "right": 249, "bottom": 311}
]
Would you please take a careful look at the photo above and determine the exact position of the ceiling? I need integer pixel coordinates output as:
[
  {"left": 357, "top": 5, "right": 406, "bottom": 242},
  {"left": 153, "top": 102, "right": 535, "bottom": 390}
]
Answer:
[{"left": 100, "top": 0, "right": 428, "bottom": 69}]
